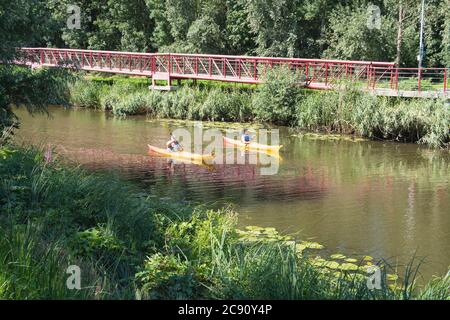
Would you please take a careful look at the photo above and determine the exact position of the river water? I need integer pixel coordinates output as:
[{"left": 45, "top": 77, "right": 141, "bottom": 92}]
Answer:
[{"left": 14, "top": 106, "right": 450, "bottom": 280}]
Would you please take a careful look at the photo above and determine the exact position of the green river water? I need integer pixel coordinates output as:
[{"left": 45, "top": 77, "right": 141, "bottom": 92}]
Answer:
[{"left": 14, "top": 106, "right": 450, "bottom": 280}]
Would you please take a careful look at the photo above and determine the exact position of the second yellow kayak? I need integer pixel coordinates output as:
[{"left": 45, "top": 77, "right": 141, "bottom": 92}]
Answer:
[{"left": 223, "top": 136, "right": 283, "bottom": 152}]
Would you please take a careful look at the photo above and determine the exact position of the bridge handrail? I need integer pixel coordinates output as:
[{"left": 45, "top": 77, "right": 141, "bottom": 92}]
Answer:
[
  {"left": 17, "top": 47, "right": 395, "bottom": 67},
  {"left": 12, "top": 47, "right": 449, "bottom": 97}
]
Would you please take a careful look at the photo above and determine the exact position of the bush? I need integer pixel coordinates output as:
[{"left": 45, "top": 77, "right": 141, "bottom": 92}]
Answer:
[
  {"left": 135, "top": 253, "right": 199, "bottom": 299},
  {"left": 252, "top": 66, "right": 305, "bottom": 124}
]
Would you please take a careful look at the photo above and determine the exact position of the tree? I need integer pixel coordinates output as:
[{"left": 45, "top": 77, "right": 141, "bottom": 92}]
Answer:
[
  {"left": 187, "top": 16, "right": 225, "bottom": 53},
  {"left": 322, "top": 3, "right": 397, "bottom": 62},
  {"left": 246, "top": 0, "right": 300, "bottom": 57},
  {"left": 442, "top": 9, "right": 450, "bottom": 66},
  {"left": 147, "top": 0, "right": 174, "bottom": 50},
  {"left": 392, "top": 0, "right": 417, "bottom": 65},
  {"left": 225, "top": 0, "right": 255, "bottom": 55}
]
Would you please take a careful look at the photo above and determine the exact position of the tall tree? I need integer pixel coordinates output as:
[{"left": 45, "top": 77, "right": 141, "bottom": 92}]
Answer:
[
  {"left": 225, "top": 0, "right": 255, "bottom": 55},
  {"left": 322, "top": 2, "right": 397, "bottom": 62},
  {"left": 246, "top": 0, "right": 300, "bottom": 57}
]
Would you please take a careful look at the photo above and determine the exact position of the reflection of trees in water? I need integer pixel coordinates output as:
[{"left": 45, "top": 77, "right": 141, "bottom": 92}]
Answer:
[{"left": 56, "top": 146, "right": 330, "bottom": 203}]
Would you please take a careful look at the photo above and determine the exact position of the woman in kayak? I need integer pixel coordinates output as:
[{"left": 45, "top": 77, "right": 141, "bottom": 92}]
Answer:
[
  {"left": 166, "top": 133, "right": 183, "bottom": 152},
  {"left": 241, "top": 128, "right": 251, "bottom": 145}
]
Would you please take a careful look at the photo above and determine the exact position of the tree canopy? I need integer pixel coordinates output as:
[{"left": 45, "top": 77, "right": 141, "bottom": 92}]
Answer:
[{"left": 18, "top": 0, "right": 446, "bottom": 67}]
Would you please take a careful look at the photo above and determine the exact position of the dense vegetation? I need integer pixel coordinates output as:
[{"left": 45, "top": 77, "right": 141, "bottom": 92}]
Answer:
[
  {"left": 69, "top": 72, "right": 450, "bottom": 148},
  {"left": 9, "top": 0, "right": 450, "bottom": 68},
  {"left": 1, "top": 146, "right": 449, "bottom": 299}
]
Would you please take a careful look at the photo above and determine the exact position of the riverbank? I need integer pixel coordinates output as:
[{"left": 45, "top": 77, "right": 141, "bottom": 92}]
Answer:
[
  {"left": 0, "top": 146, "right": 449, "bottom": 299},
  {"left": 68, "top": 72, "right": 450, "bottom": 148}
]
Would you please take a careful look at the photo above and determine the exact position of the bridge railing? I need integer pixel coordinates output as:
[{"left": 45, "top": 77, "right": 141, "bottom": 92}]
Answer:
[{"left": 13, "top": 48, "right": 448, "bottom": 97}]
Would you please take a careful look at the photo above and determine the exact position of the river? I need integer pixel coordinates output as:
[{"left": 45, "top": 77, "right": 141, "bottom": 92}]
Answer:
[{"left": 13, "top": 106, "right": 450, "bottom": 280}]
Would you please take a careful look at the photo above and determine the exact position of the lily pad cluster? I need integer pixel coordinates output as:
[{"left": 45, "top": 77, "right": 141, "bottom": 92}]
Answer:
[
  {"left": 236, "top": 226, "right": 293, "bottom": 242},
  {"left": 291, "top": 132, "right": 367, "bottom": 143},
  {"left": 237, "top": 225, "right": 400, "bottom": 284}
]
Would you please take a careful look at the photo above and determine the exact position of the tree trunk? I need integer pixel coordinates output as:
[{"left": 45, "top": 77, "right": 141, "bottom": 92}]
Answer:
[{"left": 395, "top": 5, "right": 405, "bottom": 66}]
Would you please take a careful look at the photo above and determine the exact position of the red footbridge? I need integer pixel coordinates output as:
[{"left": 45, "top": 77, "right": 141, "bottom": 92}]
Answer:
[{"left": 15, "top": 47, "right": 449, "bottom": 98}]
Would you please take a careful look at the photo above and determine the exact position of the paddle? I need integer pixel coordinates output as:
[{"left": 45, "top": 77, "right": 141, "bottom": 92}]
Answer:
[{"left": 170, "top": 134, "right": 184, "bottom": 152}]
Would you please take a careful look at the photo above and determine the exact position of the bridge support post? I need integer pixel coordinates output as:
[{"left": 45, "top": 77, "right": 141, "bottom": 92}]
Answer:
[{"left": 150, "top": 72, "right": 177, "bottom": 91}]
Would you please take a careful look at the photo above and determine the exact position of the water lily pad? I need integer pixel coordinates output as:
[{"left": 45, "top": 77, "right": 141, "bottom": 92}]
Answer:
[
  {"left": 296, "top": 244, "right": 307, "bottom": 253},
  {"left": 310, "top": 259, "right": 327, "bottom": 268},
  {"left": 339, "top": 263, "right": 359, "bottom": 271},
  {"left": 359, "top": 265, "right": 372, "bottom": 273},
  {"left": 387, "top": 274, "right": 399, "bottom": 281},
  {"left": 344, "top": 258, "right": 358, "bottom": 263},
  {"left": 301, "top": 241, "right": 324, "bottom": 250},
  {"left": 330, "top": 254, "right": 346, "bottom": 260},
  {"left": 362, "top": 256, "right": 374, "bottom": 261},
  {"left": 324, "top": 261, "right": 341, "bottom": 269}
]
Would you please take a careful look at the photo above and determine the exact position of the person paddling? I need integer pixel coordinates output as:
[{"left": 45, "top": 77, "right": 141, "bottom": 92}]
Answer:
[
  {"left": 241, "top": 128, "right": 251, "bottom": 145},
  {"left": 166, "top": 133, "right": 183, "bottom": 152}
]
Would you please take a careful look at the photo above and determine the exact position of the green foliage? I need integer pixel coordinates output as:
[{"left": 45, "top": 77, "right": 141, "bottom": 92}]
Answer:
[
  {"left": 69, "top": 80, "right": 103, "bottom": 108},
  {"left": 0, "top": 223, "right": 97, "bottom": 299},
  {"left": 196, "top": 89, "right": 252, "bottom": 121},
  {"left": 246, "top": 0, "right": 299, "bottom": 57},
  {"left": 295, "top": 88, "right": 450, "bottom": 148},
  {"left": 252, "top": 66, "right": 305, "bottom": 124},
  {"left": 135, "top": 253, "right": 198, "bottom": 299},
  {"left": 186, "top": 16, "right": 225, "bottom": 54},
  {"left": 225, "top": 0, "right": 255, "bottom": 55},
  {"left": 3, "top": 0, "right": 449, "bottom": 68},
  {"left": 70, "top": 225, "right": 128, "bottom": 261},
  {"left": 322, "top": 3, "right": 396, "bottom": 62}
]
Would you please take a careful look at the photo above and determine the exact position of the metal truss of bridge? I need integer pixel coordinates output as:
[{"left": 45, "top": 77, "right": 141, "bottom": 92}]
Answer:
[{"left": 15, "top": 48, "right": 449, "bottom": 99}]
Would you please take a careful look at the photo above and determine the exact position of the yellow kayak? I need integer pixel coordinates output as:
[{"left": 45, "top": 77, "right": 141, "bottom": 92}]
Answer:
[
  {"left": 148, "top": 144, "right": 214, "bottom": 163},
  {"left": 223, "top": 137, "right": 283, "bottom": 152}
]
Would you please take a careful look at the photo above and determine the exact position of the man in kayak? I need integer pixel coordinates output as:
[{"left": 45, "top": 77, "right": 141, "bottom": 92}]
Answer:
[
  {"left": 166, "top": 133, "right": 183, "bottom": 152},
  {"left": 241, "top": 128, "right": 251, "bottom": 145}
]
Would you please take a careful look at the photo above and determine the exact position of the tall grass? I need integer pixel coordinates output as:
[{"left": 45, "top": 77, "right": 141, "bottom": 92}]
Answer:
[{"left": 295, "top": 88, "right": 449, "bottom": 148}]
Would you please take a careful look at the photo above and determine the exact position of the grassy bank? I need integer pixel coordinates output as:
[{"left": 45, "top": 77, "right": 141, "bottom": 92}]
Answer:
[
  {"left": 69, "top": 71, "right": 449, "bottom": 148},
  {"left": 0, "top": 146, "right": 449, "bottom": 299}
]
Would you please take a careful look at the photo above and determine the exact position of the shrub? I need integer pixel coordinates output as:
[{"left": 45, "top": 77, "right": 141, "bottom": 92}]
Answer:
[
  {"left": 135, "top": 253, "right": 199, "bottom": 299},
  {"left": 252, "top": 66, "right": 305, "bottom": 124}
]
